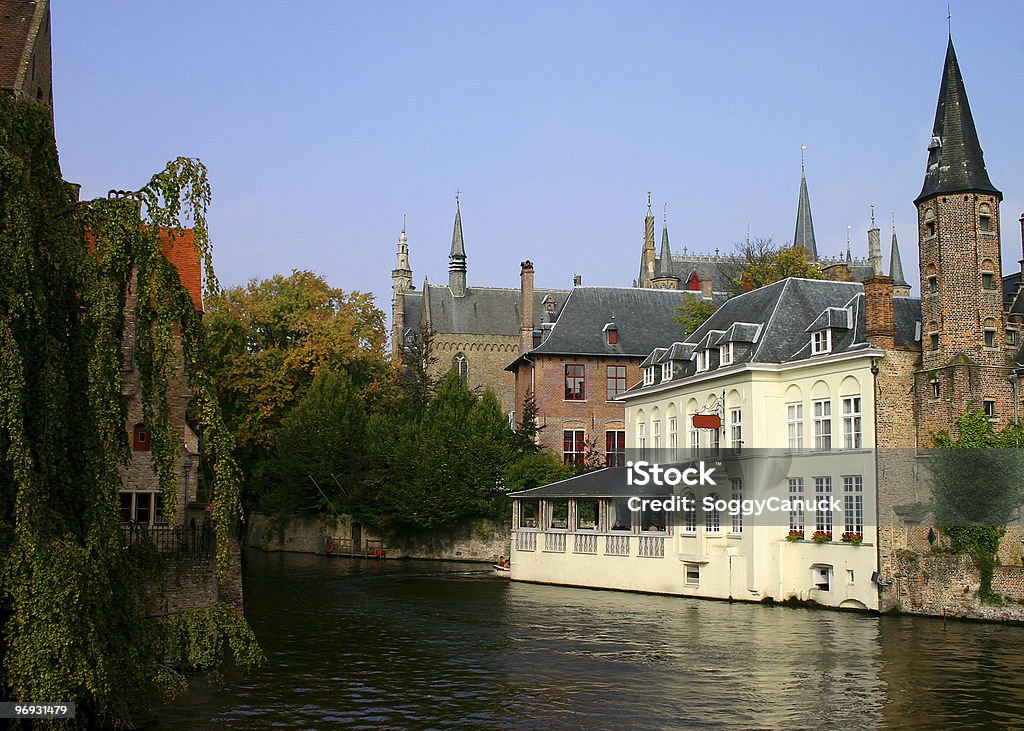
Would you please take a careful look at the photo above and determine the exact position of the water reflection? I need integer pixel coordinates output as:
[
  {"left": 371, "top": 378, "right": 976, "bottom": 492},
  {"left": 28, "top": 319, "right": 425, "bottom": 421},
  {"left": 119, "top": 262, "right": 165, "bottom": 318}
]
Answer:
[{"left": 148, "top": 551, "right": 1024, "bottom": 729}]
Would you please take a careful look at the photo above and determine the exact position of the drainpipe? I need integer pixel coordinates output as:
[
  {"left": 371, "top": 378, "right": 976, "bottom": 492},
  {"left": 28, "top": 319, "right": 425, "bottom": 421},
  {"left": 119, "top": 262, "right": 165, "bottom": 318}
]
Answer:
[
  {"left": 870, "top": 356, "right": 884, "bottom": 606},
  {"left": 1010, "top": 370, "right": 1022, "bottom": 426}
]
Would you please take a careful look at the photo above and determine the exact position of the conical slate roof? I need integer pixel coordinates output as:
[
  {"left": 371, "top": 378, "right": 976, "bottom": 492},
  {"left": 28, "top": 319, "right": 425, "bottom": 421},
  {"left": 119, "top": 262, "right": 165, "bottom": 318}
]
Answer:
[
  {"left": 889, "top": 230, "right": 909, "bottom": 288},
  {"left": 793, "top": 174, "right": 818, "bottom": 260},
  {"left": 449, "top": 204, "right": 466, "bottom": 259},
  {"left": 916, "top": 37, "right": 1000, "bottom": 203},
  {"left": 655, "top": 225, "right": 679, "bottom": 280}
]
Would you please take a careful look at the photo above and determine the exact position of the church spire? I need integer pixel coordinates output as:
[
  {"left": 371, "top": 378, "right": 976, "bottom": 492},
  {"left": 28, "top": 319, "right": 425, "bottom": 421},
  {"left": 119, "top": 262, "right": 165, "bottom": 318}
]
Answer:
[
  {"left": 793, "top": 148, "right": 818, "bottom": 260},
  {"left": 651, "top": 210, "right": 680, "bottom": 289},
  {"left": 916, "top": 36, "right": 1000, "bottom": 203},
  {"left": 889, "top": 214, "right": 910, "bottom": 294},
  {"left": 448, "top": 196, "right": 467, "bottom": 297}
]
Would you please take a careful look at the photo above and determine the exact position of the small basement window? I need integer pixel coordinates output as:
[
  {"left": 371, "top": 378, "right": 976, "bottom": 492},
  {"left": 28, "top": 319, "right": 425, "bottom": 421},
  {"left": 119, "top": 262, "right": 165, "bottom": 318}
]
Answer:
[
  {"left": 812, "top": 564, "right": 833, "bottom": 592},
  {"left": 684, "top": 563, "right": 700, "bottom": 586}
]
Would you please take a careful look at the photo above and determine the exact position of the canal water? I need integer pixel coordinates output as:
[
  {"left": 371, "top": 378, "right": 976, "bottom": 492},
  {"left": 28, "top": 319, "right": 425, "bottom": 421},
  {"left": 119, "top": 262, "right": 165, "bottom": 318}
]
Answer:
[{"left": 151, "top": 551, "right": 1024, "bottom": 729}]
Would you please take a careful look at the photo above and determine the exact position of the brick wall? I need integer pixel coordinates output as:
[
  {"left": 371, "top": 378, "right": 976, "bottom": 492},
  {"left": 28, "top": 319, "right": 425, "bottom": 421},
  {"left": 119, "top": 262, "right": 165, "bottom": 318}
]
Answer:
[
  {"left": 430, "top": 333, "right": 520, "bottom": 414},
  {"left": 889, "top": 551, "right": 1024, "bottom": 622}
]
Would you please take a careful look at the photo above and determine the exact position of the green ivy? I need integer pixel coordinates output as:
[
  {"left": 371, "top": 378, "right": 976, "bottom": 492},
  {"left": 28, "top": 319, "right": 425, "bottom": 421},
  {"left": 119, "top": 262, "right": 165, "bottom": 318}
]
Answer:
[{"left": 0, "top": 96, "right": 258, "bottom": 727}]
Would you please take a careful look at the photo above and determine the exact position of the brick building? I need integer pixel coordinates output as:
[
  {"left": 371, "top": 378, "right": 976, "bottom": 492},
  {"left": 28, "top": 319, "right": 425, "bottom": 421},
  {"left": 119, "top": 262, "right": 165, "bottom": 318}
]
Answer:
[
  {"left": 0, "top": 0, "right": 51, "bottom": 105},
  {"left": 507, "top": 261, "right": 697, "bottom": 462}
]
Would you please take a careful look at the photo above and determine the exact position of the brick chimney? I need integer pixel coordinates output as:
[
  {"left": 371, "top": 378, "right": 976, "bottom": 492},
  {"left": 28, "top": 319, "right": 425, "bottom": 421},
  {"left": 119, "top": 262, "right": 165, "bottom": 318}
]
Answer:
[
  {"left": 520, "top": 260, "right": 535, "bottom": 354},
  {"left": 863, "top": 275, "right": 895, "bottom": 350},
  {"left": 700, "top": 278, "right": 713, "bottom": 300}
]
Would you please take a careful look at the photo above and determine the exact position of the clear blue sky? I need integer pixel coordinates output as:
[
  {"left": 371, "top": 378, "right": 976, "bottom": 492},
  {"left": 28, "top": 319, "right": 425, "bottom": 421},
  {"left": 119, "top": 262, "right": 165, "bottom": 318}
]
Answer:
[{"left": 52, "top": 1, "right": 1024, "bottom": 315}]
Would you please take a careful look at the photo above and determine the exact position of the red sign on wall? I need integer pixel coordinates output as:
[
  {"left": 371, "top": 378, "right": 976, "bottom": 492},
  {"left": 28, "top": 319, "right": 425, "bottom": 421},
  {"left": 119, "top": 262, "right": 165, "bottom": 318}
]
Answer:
[{"left": 692, "top": 414, "right": 722, "bottom": 430}]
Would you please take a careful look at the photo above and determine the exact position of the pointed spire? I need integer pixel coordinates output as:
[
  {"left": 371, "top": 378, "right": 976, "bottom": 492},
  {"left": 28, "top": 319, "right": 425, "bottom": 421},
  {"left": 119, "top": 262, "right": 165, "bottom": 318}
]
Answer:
[
  {"left": 448, "top": 197, "right": 467, "bottom": 297},
  {"left": 889, "top": 215, "right": 909, "bottom": 288},
  {"left": 793, "top": 151, "right": 818, "bottom": 261},
  {"left": 655, "top": 210, "right": 679, "bottom": 282},
  {"left": 916, "top": 37, "right": 1000, "bottom": 203},
  {"left": 420, "top": 275, "right": 432, "bottom": 330}
]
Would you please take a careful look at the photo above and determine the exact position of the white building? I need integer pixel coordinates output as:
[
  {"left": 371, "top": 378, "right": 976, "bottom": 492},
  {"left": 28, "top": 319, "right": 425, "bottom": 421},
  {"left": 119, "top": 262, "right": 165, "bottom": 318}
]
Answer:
[{"left": 510, "top": 278, "right": 921, "bottom": 610}]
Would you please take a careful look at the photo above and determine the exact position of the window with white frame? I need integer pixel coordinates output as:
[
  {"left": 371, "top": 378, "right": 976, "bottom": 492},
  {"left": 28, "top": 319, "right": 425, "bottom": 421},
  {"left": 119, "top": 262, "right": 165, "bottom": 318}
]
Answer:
[
  {"left": 705, "top": 493, "right": 721, "bottom": 534},
  {"left": 682, "top": 491, "right": 697, "bottom": 533},
  {"left": 814, "top": 477, "right": 833, "bottom": 536},
  {"left": 667, "top": 417, "right": 678, "bottom": 459},
  {"left": 788, "top": 478, "right": 804, "bottom": 533},
  {"left": 843, "top": 476, "right": 863, "bottom": 536},
  {"left": 729, "top": 408, "right": 742, "bottom": 449},
  {"left": 720, "top": 342, "right": 734, "bottom": 366},
  {"left": 730, "top": 479, "right": 743, "bottom": 533},
  {"left": 842, "top": 396, "right": 862, "bottom": 449},
  {"left": 638, "top": 422, "right": 647, "bottom": 458},
  {"left": 563, "top": 430, "right": 586, "bottom": 467},
  {"left": 709, "top": 427, "right": 720, "bottom": 456},
  {"left": 652, "top": 419, "right": 662, "bottom": 452},
  {"left": 786, "top": 403, "right": 803, "bottom": 450},
  {"left": 662, "top": 361, "right": 673, "bottom": 381},
  {"left": 689, "top": 426, "right": 699, "bottom": 458},
  {"left": 644, "top": 367, "right": 656, "bottom": 386},
  {"left": 813, "top": 399, "right": 832, "bottom": 451},
  {"left": 696, "top": 350, "right": 710, "bottom": 372},
  {"left": 605, "top": 430, "right": 626, "bottom": 467},
  {"left": 811, "top": 329, "right": 832, "bottom": 355},
  {"left": 684, "top": 562, "right": 700, "bottom": 586},
  {"left": 119, "top": 491, "right": 166, "bottom": 526}
]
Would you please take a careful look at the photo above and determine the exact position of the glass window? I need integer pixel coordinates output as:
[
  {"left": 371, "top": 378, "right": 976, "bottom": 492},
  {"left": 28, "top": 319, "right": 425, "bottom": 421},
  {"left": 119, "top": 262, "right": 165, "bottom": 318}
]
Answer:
[
  {"left": 605, "top": 430, "right": 625, "bottom": 467},
  {"left": 705, "top": 493, "right": 721, "bottom": 534},
  {"left": 682, "top": 491, "right": 697, "bottom": 534},
  {"left": 930, "top": 380, "right": 940, "bottom": 398},
  {"left": 119, "top": 492, "right": 132, "bottom": 523},
  {"left": 811, "top": 329, "right": 831, "bottom": 355},
  {"left": 786, "top": 403, "right": 803, "bottom": 450},
  {"left": 729, "top": 408, "right": 742, "bottom": 449},
  {"left": 720, "top": 343, "right": 734, "bottom": 366},
  {"left": 815, "top": 477, "right": 833, "bottom": 536},
  {"left": 985, "top": 329, "right": 996, "bottom": 348},
  {"left": 565, "top": 364, "right": 585, "bottom": 400},
  {"left": 667, "top": 417, "right": 678, "bottom": 460},
  {"left": 640, "top": 502, "right": 666, "bottom": 533},
  {"left": 637, "top": 422, "right": 647, "bottom": 458},
  {"left": 731, "top": 479, "right": 743, "bottom": 533},
  {"left": 453, "top": 353, "right": 468, "bottom": 381},
  {"left": 813, "top": 399, "right": 832, "bottom": 451},
  {"left": 652, "top": 420, "right": 661, "bottom": 451},
  {"left": 563, "top": 430, "right": 586, "bottom": 466},
  {"left": 607, "top": 498, "right": 633, "bottom": 532},
  {"left": 644, "top": 366, "right": 655, "bottom": 386},
  {"left": 684, "top": 563, "right": 700, "bottom": 585},
  {"left": 842, "top": 396, "right": 862, "bottom": 449},
  {"left": 982, "top": 272, "right": 995, "bottom": 289},
  {"left": 689, "top": 426, "right": 699, "bottom": 458},
  {"left": 548, "top": 499, "right": 569, "bottom": 530},
  {"left": 606, "top": 365, "right": 627, "bottom": 399},
  {"left": 788, "top": 478, "right": 804, "bottom": 532},
  {"left": 928, "top": 275, "right": 938, "bottom": 293},
  {"left": 134, "top": 492, "right": 152, "bottom": 525},
  {"left": 843, "top": 476, "right": 863, "bottom": 536},
  {"left": 984, "top": 400, "right": 996, "bottom": 418},
  {"left": 576, "top": 499, "right": 599, "bottom": 530},
  {"left": 520, "top": 501, "right": 539, "bottom": 529}
]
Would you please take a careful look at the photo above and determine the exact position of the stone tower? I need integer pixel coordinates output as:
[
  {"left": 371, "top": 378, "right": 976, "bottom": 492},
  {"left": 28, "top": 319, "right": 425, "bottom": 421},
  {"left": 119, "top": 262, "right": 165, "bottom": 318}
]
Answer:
[
  {"left": 914, "top": 37, "right": 1008, "bottom": 438},
  {"left": 638, "top": 194, "right": 657, "bottom": 288},
  {"left": 390, "top": 223, "right": 413, "bottom": 361}
]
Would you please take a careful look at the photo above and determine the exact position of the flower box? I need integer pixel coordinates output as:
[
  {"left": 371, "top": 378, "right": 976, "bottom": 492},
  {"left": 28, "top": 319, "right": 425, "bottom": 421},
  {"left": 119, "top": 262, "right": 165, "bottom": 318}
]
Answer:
[
  {"left": 811, "top": 531, "right": 832, "bottom": 544},
  {"left": 841, "top": 532, "right": 864, "bottom": 545},
  {"left": 786, "top": 530, "right": 804, "bottom": 542}
]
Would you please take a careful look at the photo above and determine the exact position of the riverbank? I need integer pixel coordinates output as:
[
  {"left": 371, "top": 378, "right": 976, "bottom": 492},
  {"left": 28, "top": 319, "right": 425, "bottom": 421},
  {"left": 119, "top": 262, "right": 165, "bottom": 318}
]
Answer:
[{"left": 245, "top": 512, "right": 510, "bottom": 563}]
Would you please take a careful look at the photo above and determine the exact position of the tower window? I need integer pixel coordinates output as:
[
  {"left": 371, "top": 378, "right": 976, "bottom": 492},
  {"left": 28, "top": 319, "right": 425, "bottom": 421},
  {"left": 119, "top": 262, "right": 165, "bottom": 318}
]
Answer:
[
  {"left": 453, "top": 354, "right": 468, "bottom": 381},
  {"left": 979, "top": 204, "right": 992, "bottom": 232},
  {"left": 984, "top": 329, "right": 996, "bottom": 348},
  {"left": 930, "top": 333, "right": 940, "bottom": 351},
  {"left": 982, "top": 273, "right": 994, "bottom": 289},
  {"left": 931, "top": 380, "right": 940, "bottom": 399},
  {"left": 1008, "top": 330, "right": 1019, "bottom": 346},
  {"left": 983, "top": 401, "right": 996, "bottom": 418},
  {"left": 924, "top": 208, "right": 936, "bottom": 238},
  {"left": 928, "top": 275, "right": 938, "bottom": 294}
]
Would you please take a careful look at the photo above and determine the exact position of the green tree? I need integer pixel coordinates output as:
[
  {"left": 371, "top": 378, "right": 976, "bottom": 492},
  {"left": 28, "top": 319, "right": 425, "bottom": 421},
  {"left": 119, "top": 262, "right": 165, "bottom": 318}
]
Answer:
[
  {"left": 674, "top": 297, "right": 717, "bottom": 337},
  {"left": 0, "top": 96, "right": 257, "bottom": 725},
  {"left": 268, "top": 370, "right": 367, "bottom": 516},
  {"left": 718, "top": 237, "right": 822, "bottom": 295},
  {"left": 930, "top": 409, "right": 1024, "bottom": 602}
]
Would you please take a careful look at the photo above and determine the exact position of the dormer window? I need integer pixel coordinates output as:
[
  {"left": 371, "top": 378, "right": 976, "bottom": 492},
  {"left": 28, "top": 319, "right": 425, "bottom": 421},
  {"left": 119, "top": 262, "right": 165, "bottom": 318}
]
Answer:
[
  {"left": 662, "top": 362, "right": 673, "bottom": 381},
  {"left": 603, "top": 322, "right": 619, "bottom": 345},
  {"left": 696, "top": 351, "right": 710, "bottom": 373},
  {"left": 644, "top": 366, "right": 656, "bottom": 386},
  {"left": 719, "top": 343, "right": 734, "bottom": 366},
  {"left": 811, "top": 329, "right": 832, "bottom": 355}
]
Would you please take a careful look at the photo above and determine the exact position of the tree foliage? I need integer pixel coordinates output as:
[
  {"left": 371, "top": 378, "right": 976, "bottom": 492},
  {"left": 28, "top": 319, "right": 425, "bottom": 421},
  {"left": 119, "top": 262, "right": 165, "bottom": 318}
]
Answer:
[
  {"left": 718, "top": 237, "right": 822, "bottom": 295},
  {"left": 0, "top": 96, "right": 256, "bottom": 725},
  {"left": 674, "top": 296, "right": 717, "bottom": 337},
  {"left": 930, "top": 409, "right": 1024, "bottom": 602}
]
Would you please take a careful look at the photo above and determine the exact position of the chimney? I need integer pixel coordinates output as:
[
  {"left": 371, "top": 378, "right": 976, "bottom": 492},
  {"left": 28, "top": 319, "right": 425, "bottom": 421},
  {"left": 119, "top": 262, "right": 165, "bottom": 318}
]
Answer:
[
  {"left": 868, "top": 224, "right": 883, "bottom": 276},
  {"left": 520, "top": 260, "right": 535, "bottom": 354},
  {"left": 573, "top": 274, "right": 582, "bottom": 287},
  {"left": 863, "top": 275, "right": 895, "bottom": 350},
  {"left": 701, "top": 279, "right": 713, "bottom": 300}
]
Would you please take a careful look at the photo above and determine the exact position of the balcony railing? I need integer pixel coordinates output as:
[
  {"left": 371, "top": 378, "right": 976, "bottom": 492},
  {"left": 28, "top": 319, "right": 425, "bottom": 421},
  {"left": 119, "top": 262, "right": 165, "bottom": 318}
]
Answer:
[
  {"left": 638, "top": 535, "right": 666, "bottom": 558},
  {"left": 543, "top": 532, "right": 567, "bottom": 553},
  {"left": 605, "top": 534, "right": 630, "bottom": 556},
  {"left": 516, "top": 532, "right": 537, "bottom": 552},
  {"left": 119, "top": 522, "right": 212, "bottom": 557},
  {"left": 574, "top": 533, "right": 597, "bottom": 554}
]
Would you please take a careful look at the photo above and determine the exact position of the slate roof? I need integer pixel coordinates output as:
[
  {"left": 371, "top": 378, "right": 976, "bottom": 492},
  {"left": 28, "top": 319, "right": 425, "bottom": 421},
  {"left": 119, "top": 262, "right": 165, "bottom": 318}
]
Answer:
[
  {"left": 0, "top": 0, "right": 43, "bottom": 92},
  {"left": 655, "top": 226, "right": 679, "bottom": 280},
  {"left": 521, "top": 287, "right": 698, "bottom": 359},
  {"left": 627, "top": 278, "right": 923, "bottom": 393},
  {"left": 889, "top": 230, "right": 910, "bottom": 288},
  {"left": 401, "top": 284, "right": 569, "bottom": 339},
  {"left": 916, "top": 37, "right": 1000, "bottom": 203},
  {"left": 793, "top": 173, "right": 818, "bottom": 259},
  {"left": 1004, "top": 272, "right": 1023, "bottom": 315}
]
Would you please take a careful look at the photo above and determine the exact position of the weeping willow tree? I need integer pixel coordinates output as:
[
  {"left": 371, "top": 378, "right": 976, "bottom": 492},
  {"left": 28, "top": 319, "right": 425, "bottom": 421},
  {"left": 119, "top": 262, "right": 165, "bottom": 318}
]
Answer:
[{"left": 0, "top": 97, "right": 260, "bottom": 726}]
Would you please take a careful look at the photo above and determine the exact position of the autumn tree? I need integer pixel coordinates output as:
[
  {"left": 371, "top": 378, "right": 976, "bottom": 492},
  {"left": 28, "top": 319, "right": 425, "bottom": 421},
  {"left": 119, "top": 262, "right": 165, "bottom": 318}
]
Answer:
[
  {"left": 718, "top": 237, "right": 822, "bottom": 295},
  {"left": 202, "top": 271, "right": 387, "bottom": 504},
  {"left": 674, "top": 296, "right": 718, "bottom": 337}
]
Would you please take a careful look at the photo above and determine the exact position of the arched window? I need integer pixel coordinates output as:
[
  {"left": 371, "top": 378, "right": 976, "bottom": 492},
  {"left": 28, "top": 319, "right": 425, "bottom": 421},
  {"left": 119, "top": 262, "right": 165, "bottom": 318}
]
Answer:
[
  {"left": 979, "top": 203, "right": 992, "bottom": 232},
  {"left": 683, "top": 492, "right": 697, "bottom": 533},
  {"left": 924, "top": 208, "right": 936, "bottom": 238},
  {"left": 453, "top": 353, "right": 468, "bottom": 381}
]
